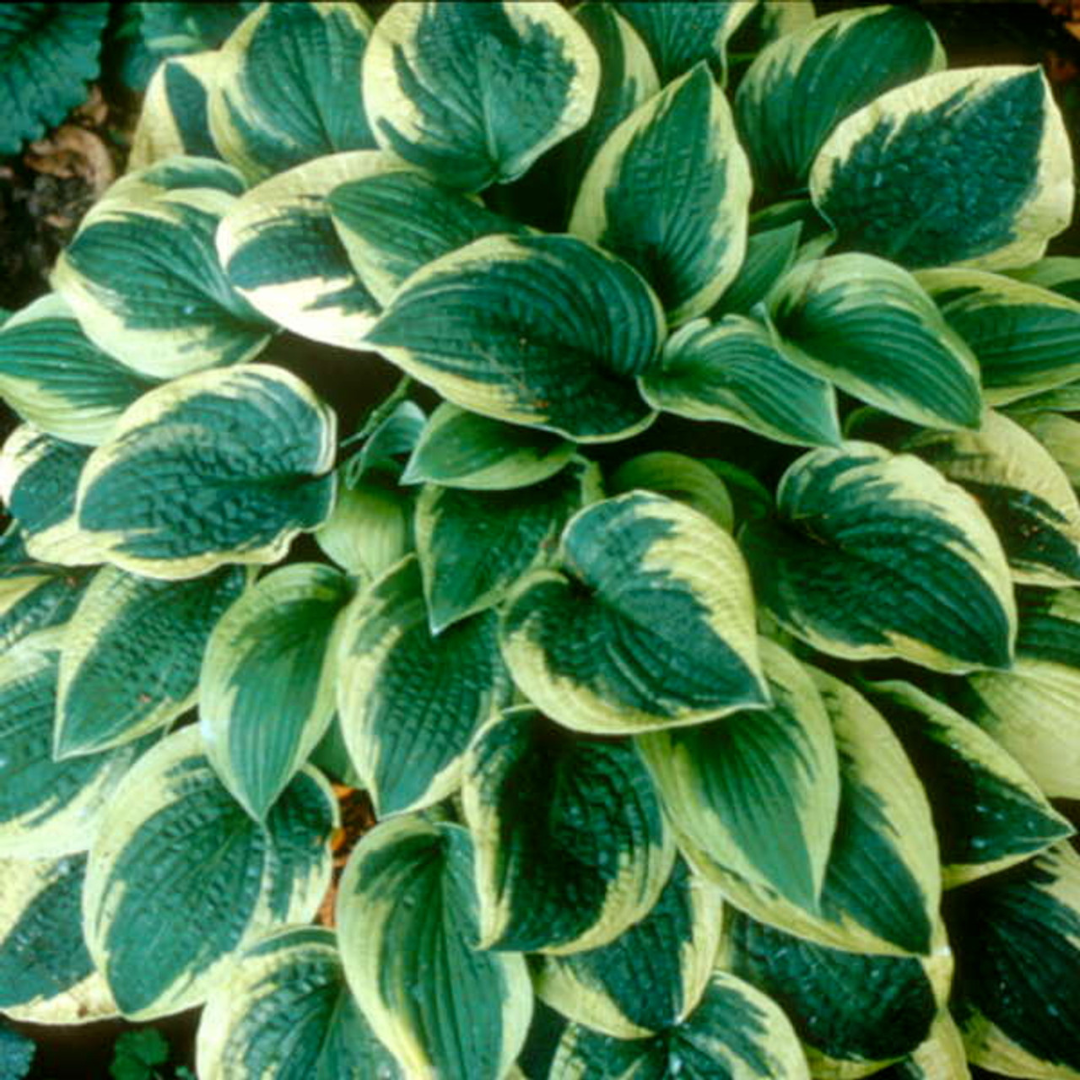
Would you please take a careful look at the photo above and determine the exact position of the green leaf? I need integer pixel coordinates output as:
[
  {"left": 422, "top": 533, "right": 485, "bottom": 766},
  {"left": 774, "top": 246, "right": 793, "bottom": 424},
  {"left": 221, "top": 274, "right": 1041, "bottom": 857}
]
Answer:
[
  {"left": 501, "top": 491, "right": 767, "bottom": 734},
  {"left": 462, "top": 706, "right": 674, "bottom": 954},
  {"left": 329, "top": 169, "right": 529, "bottom": 307},
  {"left": 0, "top": 629, "right": 146, "bottom": 859},
  {"left": 639, "top": 314, "right": 841, "bottom": 447},
  {"left": 366, "top": 232, "right": 664, "bottom": 442},
  {"left": 532, "top": 858, "right": 723, "bottom": 1038},
  {"left": 549, "top": 969, "right": 810, "bottom": 1079},
  {"left": 200, "top": 563, "right": 352, "bottom": 821},
  {"left": 313, "top": 476, "right": 414, "bottom": 582},
  {"left": 965, "top": 588, "right": 1080, "bottom": 798},
  {"left": 951, "top": 842, "right": 1080, "bottom": 1078},
  {"left": 862, "top": 680, "right": 1073, "bottom": 887},
  {"left": 612, "top": 2, "right": 758, "bottom": 85},
  {"left": 56, "top": 564, "right": 248, "bottom": 758},
  {"left": 740, "top": 442, "right": 1016, "bottom": 673},
  {"left": 403, "top": 402, "right": 575, "bottom": 491},
  {"left": 721, "top": 908, "right": 947, "bottom": 1074},
  {"left": 52, "top": 173, "right": 270, "bottom": 380},
  {"left": 639, "top": 638, "right": 840, "bottom": 914},
  {"left": 417, "top": 458, "right": 600, "bottom": 632},
  {"left": 1008, "top": 254, "right": 1080, "bottom": 302},
  {"left": 113, "top": 1029, "right": 170, "bottom": 1070},
  {"left": 0, "top": 1024, "right": 35, "bottom": 1080},
  {"left": 83, "top": 727, "right": 336, "bottom": 1020},
  {"left": 810, "top": 66, "right": 1073, "bottom": 270},
  {"left": 735, "top": 6, "right": 944, "bottom": 198},
  {"left": 917, "top": 268, "right": 1080, "bottom": 406},
  {"left": 196, "top": 926, "right": 403, "bottom": 1080},
  {"left": 0, "top": 293, "right": 157, "bottom": 447},
  {"left": 0, "top": 552, "right": 88, "bottom": 654},
  {"left": 217, "top": 151, "right": 390, "bottom": 348},
  {"left": 609, "top": 452, "right": 735, "bottom": 533},
  {"left": 208, "top": 2, "right": 376, "bottom": 182},
  {"left": 569, "top": 62, "right": 752, "bottom": 325},
  {"left": 873, "top": 1014, "right": 972, "bottom": 1080},
  {"left": 336, "top": 556, "right": 509, "bottom": 817},
  {"left": 710, "top": 220, "right": 803, "bottom": 318},
  {"left": 0, "top": 4, "right": 109, "bottom": 154},
  {"left": 767, "top": 254, "right": 982, "bottom": 430},
  {"left": 362, "top": 1, "right": 600, "bottom": 192},
  {"left": 336, "top": 817, "right": 532, "bottom": 1080},
  {"left": 76, "top": 364, "right": 336, "bottom": 580}
]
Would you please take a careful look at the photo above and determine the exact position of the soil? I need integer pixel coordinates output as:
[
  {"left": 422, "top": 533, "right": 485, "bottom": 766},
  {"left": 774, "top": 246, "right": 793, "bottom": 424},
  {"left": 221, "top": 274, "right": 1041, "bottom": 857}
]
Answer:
[{"left": 2, "top": 3, "right": 1080, "bottom": 1079}]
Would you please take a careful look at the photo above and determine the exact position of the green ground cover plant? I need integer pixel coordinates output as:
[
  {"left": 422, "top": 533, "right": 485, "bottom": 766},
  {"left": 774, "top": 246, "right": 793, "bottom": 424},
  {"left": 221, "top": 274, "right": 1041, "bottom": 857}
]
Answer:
[{"left": 1, "top": 1, "right": 1080, "bottom": 1077}]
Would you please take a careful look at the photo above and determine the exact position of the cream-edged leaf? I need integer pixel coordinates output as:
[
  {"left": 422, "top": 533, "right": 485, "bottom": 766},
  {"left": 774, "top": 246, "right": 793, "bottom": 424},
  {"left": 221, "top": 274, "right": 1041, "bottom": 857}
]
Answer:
[
  {"left": 75, "top": 364, "right": 336, "bottom": 580},
  {"left": 570, "top": 62, "right": 752, "bottom": 325},
  {"left": 740, "top": 442, "right": 1016, "bottom": 673},
  {"left": 200, "top": 563, "right": 353, "bottom": 822},
  {"left": 810, "top": 66, "right": 1074, "bottom": 270},
  {"left": 336, "top": 816, "right": 533, "bottom": 1080},
  {"left": 501, "top": 491, "right": 767, "bottom": 735},
  {"left": 365, "top": 233, "right": 664, "bottom": 442},
  {"left": 362, "top": 2, "right": 600, "bottom": 192},
  {"left": 462, "top": 707, "right": 674, "bottom": 955},
  {"left": 1014, "top": 411, "right": 1080, "bottom": 491},
  {"left": 609, "top": 452, "right": 735, "bottom": 533}
]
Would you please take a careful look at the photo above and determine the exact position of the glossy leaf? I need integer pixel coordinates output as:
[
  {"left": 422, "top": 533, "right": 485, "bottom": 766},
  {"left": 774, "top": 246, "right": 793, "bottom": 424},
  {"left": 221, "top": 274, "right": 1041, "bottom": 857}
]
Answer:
[{"left": 609, "top": 452, "right": 735, "bottom": 533}]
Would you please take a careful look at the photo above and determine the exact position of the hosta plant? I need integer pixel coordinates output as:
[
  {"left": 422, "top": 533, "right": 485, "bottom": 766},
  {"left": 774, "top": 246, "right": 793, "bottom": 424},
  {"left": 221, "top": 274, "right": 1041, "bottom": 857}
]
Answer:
[{"left": 2, "top": 2, "right": 1080, "bottom": 1077}]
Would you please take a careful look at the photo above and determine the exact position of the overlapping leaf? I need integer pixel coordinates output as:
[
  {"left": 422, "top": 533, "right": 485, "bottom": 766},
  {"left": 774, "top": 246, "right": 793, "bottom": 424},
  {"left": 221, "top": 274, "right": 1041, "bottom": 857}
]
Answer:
[
  {"left": 83, "top": 727, "right": 336, "bottom": 1019},
  {"left": 501, "top": 491, "right": 767, "bottom": 734},
  {"left": 463, "top": 707, "right": 674, "bottom": 955},
  {"left": 365, "top": 233, "right": 664, "bottom": 441},
  {"left": 75, "top": 365, "right": 336, "bottom": 579},
  {"left": 810, "top": 66, "right": 1073, "bottom": 270},
  {"left": 740, "top": 442, "right": 1016, "bottom": 672},
  {"left": 0, "top": 539, "right": 89, "bottom": 653},
  {"left": 608, "top": 452, "right": 735, "bottom": 532},
  {"left": 336, "top": 817, "right": 532, "bottom": 1080}
]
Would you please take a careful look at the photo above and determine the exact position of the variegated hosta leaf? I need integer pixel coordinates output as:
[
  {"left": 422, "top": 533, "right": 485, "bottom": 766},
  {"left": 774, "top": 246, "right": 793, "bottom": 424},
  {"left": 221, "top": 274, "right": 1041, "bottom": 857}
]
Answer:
[
  {"left": 343, "top": 396, "right": 427, "bottom": 485},
  {"left": 710, "top": 220, "right": 802, "bottom": 318},
  {"left": 1009, "top": 255, "right": 1080, "bottom": 302},
  {"left": 362, "top": 2, "right": 600, "bottom": 192},
  {"left": 402, "top": 402, "right": 575, "bottom": 491},
  {"left": 740, "top": 442, "right": 1016, "bottom": 673},
  {"left": 329, "top": 169, "right": 528, "bottom": 307},
  {"left": 0, "top": 628, "right": 146, "bottom": 859},
  {"left": 462, "top": 707, "right": 674, "bottom": 954},
  {"left": 965, "top": 587, "right": 1080, "bottom": 798},
  {"left": 1016, "top": 411, "right": 1080, "bottom": 497},
  {"left": 639, "top": 638, "right": 839, "bottom": 913},
  {"left": 721, "top": 908, "right": 949, "bottom": 1076},
  {"left": 56, "top": 564, "right": 248, "bottom": 758},
  {"left": 639, "top": 314, "right": 841, "bottom": 447},
  {"left": 417, "top": 458, "right": 599, "bottom": 633},
  {"left": 609, "top": 452, "right": 735, "bottom": 533},
  {"left": 917, "top": 268, "right": 1080, "bottom": 406},
  {"left": 570, "top": 62, "right": 752, "bottom": 325},
  {"left": 196, "top": 926, "right": 403, "bottom": 1080},
  {"left": 51, "top": 168, "right": 270, "bottom": 380},
  {"left": 208, "top": 2, "right": 375, "bottom": 182},
  {"left": 550, "top": 970, "right": 810, "bottom": 1080},
  {"left": 767, "top": 254, "right": 982, "bottom": 430},
  {"left": 696, "top": 670, "right": 942, "bottom": 958},
  {"left": 128, "top": 52, "right": 222, "bottom": 171},
  {"left": 1004, "top": 383, "right": 1080, "bottom": 417},
  {"left": 336, "top": 817, "right": 533, "bottom": 1080},
  {"left": 336, "top": 555, "right": 508, "bottom": 817},
  {"left": 612, "top": 2, "right": 758, "bottom": 84},
  {"left": 0, "top": 536, "right": 89, "bottom": 652},
  {"left": 0, "top": 426, "right": 92, "bottom": 565},
  {"left": 313, "top": 476, "right": 413, "bottom": 582},
  {"left": 866, "top": 680, "right": 1072, "bottom": 888},
  {"left": 810, "top": 66, "right": 1074, "bottom": 270},
  {"left": 83, "top": 727, "right": 337, "bottom": 1020},
  {"left": 217, "top": 151, "right": 393, "bottom": 348},
  {"left": 892, "top": 408, "right": 1080, "bottom": 587},
  {"left": 735, "top": 6, "right": 944, "bottom": 198},
  {"left": 532, "top": 858, "right": 723, "bottom": 1038},
  {"left": 366, "top": 233, "right": 663, "bottom": 442},
  {"left": 0, "top": 853, "right": 105, "bottom": 1020},
  {"left": 76, "top": 364, "right": 336, "bottom": 580},
  {"left": 200, "top": 563, "right": 353, "bottom": 822},
  {"left": 874, "top": 1013, "right": 972, "bottom": 1080},
  {"left": 0, "top": 293, "right": 156, "bottom": 446},
  {"left": 501, "top": 491, "right": 767, "bottom": 735},
  {"left": 951, "top": 842, "right": 1080, "bottom": 1079}
]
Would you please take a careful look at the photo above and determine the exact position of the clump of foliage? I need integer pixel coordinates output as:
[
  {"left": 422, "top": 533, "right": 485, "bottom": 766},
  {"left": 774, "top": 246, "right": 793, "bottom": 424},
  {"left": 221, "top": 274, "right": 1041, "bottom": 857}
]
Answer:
[{"left": 1, "top": 2, "right": 1080, "bottom": 1077}]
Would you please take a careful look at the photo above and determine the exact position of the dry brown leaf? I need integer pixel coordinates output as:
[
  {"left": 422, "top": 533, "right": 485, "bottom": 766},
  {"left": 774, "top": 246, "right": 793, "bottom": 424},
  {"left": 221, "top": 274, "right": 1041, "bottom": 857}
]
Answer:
[{"left": 24, "top": 125, "right": 116, "bottom": 195}]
